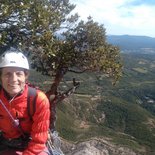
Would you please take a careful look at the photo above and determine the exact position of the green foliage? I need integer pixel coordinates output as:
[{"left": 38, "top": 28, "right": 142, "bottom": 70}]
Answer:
[
  {"left": 64, "top": 16, "right": 122, "bottom": 82},
  {"left": 56, "top": 108, "right": 77, "bottom": 141},
  {"left": 0, "top": 0, "right": 122, "bottom": 87},
  {"left": 97, "top": 99, "right": 155, "bottom": 148}
]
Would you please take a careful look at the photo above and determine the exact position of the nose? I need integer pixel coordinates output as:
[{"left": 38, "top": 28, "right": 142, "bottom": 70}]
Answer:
[{"left": 10, "top": 72, "right": 18, "bottom": 82}]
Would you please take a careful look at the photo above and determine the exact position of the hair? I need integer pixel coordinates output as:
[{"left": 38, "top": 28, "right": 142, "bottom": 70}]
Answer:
[{"left": 24, "top": 69, "right": 29, "bottom": 80}]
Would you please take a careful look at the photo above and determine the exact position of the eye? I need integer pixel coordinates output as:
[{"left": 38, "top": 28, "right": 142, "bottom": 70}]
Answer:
[
  {"left": 1, "top": 72, "right": 11, "bottom": 79},
  {"left": 16, "top": 72, "right": 24, "bottom": 76},
  {"left": 4, "top": 72, "right": 11, "bottom": 77}
]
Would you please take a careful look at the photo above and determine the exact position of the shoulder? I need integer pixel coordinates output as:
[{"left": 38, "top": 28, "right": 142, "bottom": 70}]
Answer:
[
  {"left": 36, "top": 90, "right": 50, "bottom": 108},
  {"left": 27, "top": 84, "right": 47, "bottom": 101},
  {"left": 37, "top": 90, "right": 48, "bottom": 100},
  {"left": 26, "top": 84, "right": 50, "bottom": 108}
]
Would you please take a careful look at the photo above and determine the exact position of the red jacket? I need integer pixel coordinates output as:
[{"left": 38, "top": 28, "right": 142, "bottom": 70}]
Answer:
[{"left": 0, "top": 84, "right": 50, "bottom": 155}]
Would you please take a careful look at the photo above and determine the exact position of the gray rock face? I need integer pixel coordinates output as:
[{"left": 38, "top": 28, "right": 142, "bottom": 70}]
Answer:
[{"left": 61, "top": 138, "right": 142, "bottom": 155}]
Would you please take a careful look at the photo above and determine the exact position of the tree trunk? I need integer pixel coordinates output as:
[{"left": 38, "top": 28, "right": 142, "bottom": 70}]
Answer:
[{"left": 46, "top": 69, "right": 64, "bottom": 131}]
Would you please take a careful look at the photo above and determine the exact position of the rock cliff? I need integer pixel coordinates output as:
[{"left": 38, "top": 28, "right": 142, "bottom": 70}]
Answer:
[{"left": 61, "top": 138, "right": 143, "bottom": 155}]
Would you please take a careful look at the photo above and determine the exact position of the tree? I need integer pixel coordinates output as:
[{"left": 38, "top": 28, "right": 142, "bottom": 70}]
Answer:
[
  {"left": 0, "top": 0, "right": 122, "bottom": 128},
  {"left": 0, "top": 0, "right": 76, "bottom": 49},
  {"left": 63, "top": 16, "right": 122, "bottom": 81}
]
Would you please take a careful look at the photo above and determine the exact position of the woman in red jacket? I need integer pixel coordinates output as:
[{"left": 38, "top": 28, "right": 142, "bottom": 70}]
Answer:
[{"left": 0, "top": 48, "right": 50, "bottom": 155}]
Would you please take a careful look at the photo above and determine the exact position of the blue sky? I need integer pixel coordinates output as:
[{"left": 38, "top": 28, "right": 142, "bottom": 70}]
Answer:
[{"left": 70, "top": 0, "right": 155, "bottom": 38}]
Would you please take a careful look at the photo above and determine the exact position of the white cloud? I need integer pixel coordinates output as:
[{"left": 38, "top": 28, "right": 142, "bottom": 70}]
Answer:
[{"left": 70, "top": 0, "right": 155, "bottom": 37}]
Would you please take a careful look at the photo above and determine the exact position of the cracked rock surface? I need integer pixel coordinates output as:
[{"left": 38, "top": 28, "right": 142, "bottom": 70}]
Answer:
[{"left": 61, "top": 138, "right": 141, "bottom": 155}]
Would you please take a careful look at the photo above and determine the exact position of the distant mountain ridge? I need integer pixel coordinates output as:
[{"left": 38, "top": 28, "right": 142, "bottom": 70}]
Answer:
[{"left": 107, "top": 35, "right": 155, "bottom": 51}]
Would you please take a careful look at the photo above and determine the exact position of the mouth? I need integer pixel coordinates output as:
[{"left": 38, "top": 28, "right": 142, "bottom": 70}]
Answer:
[{"left": 8, "top": 84, "right": 19, "bottom": 88}]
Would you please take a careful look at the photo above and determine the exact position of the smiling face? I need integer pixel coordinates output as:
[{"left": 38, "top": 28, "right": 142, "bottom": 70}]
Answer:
[{"left": 1, "top": 67, "right": 29, "bottom": 97}]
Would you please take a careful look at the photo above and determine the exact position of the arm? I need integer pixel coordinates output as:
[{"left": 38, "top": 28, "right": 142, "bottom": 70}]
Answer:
[{"left": 23, "top": 92, "right": 50, "bottom": 155}]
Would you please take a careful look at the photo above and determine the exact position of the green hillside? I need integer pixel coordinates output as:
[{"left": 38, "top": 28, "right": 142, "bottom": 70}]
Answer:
[{"left": 29, "top": 52, "right": 155, "bottom": 155}]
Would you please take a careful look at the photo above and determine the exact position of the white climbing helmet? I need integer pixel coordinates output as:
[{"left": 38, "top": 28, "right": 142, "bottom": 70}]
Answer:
[{"left": 0, "top": 48, "right": 29, "bottom": 70}]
